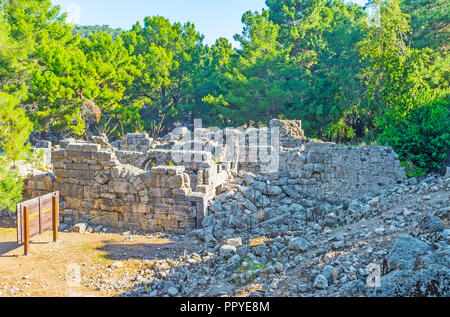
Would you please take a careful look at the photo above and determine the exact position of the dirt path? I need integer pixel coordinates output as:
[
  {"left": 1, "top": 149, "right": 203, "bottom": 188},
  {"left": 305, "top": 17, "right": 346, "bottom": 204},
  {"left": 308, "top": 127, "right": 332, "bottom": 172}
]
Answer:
[{"left": 0, "top": 218, "right": 199, "bottom": 297}]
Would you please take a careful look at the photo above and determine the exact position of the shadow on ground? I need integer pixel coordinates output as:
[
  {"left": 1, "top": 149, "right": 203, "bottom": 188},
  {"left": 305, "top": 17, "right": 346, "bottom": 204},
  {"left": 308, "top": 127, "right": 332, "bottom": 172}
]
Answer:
[
  {"left": 0, "top": 241, "right": 20, "bottom": 257},
  {"left": 96, "top": 238, "right": 200, "bottom": 261}
]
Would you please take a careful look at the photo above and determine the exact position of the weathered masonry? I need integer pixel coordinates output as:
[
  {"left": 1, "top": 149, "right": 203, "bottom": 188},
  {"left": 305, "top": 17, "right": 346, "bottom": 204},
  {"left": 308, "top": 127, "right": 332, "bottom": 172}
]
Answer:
[
  {"left": 23, "top": 119, "right": 407, "bottom": 232},
  {"left": 25, "top": 143, "right": 212, "bottom": 232},
  {"left": 278, "top": 142, "right": 407, "bottom": 201}
]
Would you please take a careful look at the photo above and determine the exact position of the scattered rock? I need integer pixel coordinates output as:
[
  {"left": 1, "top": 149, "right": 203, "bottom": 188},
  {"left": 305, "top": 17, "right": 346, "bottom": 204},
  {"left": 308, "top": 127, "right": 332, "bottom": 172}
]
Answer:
[
  {"left": 220, "top": 245, "right": 237, "bottom": 257},
  {"left": 289, "top": 237, "right": 309, "bottom": 252},
  {"left": 313, "top": 274, "right": 328, "bottom": 289},
  {"left": 111, "top": 262, "right": 123, "bottom": 269},
  {"left": 73, "top": 223, "right": 87, "bottom": 233},
  {"left": 419, "top": 215, "right": 444, "bottom": 233},
  {"left": 167, "top": 287, "right": 178, "bottom": 296},
  {"left": 226, "top": 238, "right": 243, "bottom": 247}
]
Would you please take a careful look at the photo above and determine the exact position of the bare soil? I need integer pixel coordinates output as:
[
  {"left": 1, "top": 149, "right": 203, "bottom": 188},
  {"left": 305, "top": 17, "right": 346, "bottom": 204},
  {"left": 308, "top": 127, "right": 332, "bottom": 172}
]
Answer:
[{"left": 0, "top": 217, "right": 199, "bottom": 297}]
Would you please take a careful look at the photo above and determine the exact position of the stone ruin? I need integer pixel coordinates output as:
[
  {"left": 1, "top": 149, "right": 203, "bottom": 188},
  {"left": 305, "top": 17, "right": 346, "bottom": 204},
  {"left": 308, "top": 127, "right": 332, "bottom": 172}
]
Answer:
[{"left": 23, "top": 119, "right": 407, "bottom": 232}]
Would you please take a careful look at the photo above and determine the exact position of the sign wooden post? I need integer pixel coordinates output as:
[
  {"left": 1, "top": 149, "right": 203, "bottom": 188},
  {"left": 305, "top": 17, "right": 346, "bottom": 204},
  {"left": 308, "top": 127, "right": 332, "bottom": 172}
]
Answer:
[
  {"left": 17, "top": 191, "right": 59, "bottom": 255},
  {"left": 52, "top": 194, "right": 59, "bottom": 242},
  {"left": 23, "top": 206, "right": 30, "bottom": 256}
]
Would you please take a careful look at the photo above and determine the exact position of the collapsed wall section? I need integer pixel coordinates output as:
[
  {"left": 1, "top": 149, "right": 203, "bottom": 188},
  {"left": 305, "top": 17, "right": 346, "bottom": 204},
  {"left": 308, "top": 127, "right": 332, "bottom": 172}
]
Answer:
[
  {"left": 115, "top": 149, "right": 231, "bottom": 198},
  {"left": 215, "top": 119, "right": 406, "bottom": 200}
]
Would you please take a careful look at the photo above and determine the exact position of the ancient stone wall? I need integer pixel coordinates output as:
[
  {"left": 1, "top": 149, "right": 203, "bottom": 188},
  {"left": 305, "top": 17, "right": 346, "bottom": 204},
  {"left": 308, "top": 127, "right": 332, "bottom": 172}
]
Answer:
[
  {"left": 278, "top": 142, "right": 406, "bottom": 200},
  {"left": 115, "top": 149, "right": 231, "bottom": 197},
  {"left": 221, "top": 120, "right": 407, "bottom": 200},
  {"left": 24, "top": 143, "right": 209, "bottom": 232}
]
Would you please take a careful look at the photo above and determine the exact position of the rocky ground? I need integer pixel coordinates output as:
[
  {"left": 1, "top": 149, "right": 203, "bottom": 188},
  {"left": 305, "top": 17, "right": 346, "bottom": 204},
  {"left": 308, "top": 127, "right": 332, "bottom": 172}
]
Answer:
[
  {"left": 122, "top": 172, "right": 450, "bottom": 297},
  {"left": 1, "top": 173, "right": 448, "bottom": 297}
]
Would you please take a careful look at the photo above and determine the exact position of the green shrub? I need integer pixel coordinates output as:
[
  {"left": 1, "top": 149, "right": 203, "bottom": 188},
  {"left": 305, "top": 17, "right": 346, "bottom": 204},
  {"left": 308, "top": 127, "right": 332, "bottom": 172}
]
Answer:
[
  {"left": 378, "top": 97, "right": 450, "bottom": 174},
  {"left": 400, "top": 160, "right": 426, "bottom": 178},
  {"left": 0, "top": 92, "right": 32, "bottom": 161},
  {"left": 0, "top": 158, "right": 23, "bottom": 212},
  {"left": 0, "top": 92, "right": 32, "bottom": 212}
]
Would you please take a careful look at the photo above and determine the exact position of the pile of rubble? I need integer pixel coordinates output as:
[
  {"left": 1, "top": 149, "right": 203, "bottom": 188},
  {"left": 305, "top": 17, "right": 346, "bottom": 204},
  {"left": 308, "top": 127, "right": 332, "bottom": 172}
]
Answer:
[{"left": 115, "top": 173, "right": 448, "bottom": 297}]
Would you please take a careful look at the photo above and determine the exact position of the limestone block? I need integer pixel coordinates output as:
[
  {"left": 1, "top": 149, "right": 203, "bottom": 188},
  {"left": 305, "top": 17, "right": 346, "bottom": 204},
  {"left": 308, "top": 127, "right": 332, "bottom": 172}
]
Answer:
[
  {"left": 65, "top": 197, "right": 82, "bottom": 209},
  {"left": 152, "top": 165, "right": 185, "bottom": 175},
  {"left": 108, "top": 179, "right": 135, "bottom": 194},
  {"left": 148, "top": 187, "right": 173, "bottom": 198},
  {"left": 84, "top": 185, "right": 100, "bottom": 199},
  {"left": 32, "top": 173, "right": 55, "bottom": 191},
  {"left": 123, "top": 213, "right": 143, "bottom": 224},
  {"left": 155, "top": 174, "right": 184, "bottom": 189},
  {"left": 117, "top": 204, "right": 130, "bottom": 213},
  {"left": 92, "top": 150, "right": 115, "bottom": 160},
  {"left": 131, "top": 204, "right": 151, "bottom": 214},
  {"left": 120, "top": 193, "right": 137, "bottom": 203},
  {"left": 53, "top": 161, "right": 65, "bottom": 169},
  {"left": 55, "top": 181, "right": 84, "bottom": 198},
  {"left": 65, "top": 150, "right": 93, "bottom": 160},
  {"left": 89, "top": 164, "right": 103, "bottom": 171},
  {"left": 81, "top": 200, "right": 94, "bottom": 209},
  {"left": 100, "top": 159, "right": 120, "bottom": 168},
  {"left": 306, "top": 142, "right": 332, "bottom": 154},
  {"left": 152, "top": 203, "right": 174, "bottom": 214},
  {"left": 139, "top": 171, "right": 156, "bottom": 186},
  {"left": 183, "top": 174, "right": 191, "bottom": 189},
  {"left": 53, "top": 168, "right": 67, "bottom": 178},
  {"left": 112, "top": 198, "right": 124, "bottom": 210},
  {"left": 181, "top": 161, "right": 214, "bottom": 170},
  {"left": 95, "top": 172, "right": 110, "bottom": 185},
  {"left": 178, "top": 221, "right": 195, "bottom": 229},
  {"left": 97, "top": 198, "right": 114, "bottom": 211},
  {"left": 111, "top": 166, "right": 124, "bottom": 178},
  {"left": 196, "top": 170, "right": 204, "bottom": 185},
  {"left": 313, "top": 163, "right": 325, "bottom": 172},
  {"left": 131, "top": 176, "right": 142, "bottom": 188},
  {"left": 52, "top": 149, "right": 66, "bottom": 158},
  {"left": 63, "top": 169, "right": 95, "bottom": 180},
  {"left": 100, "top": 192, "right": 117, "bottom": 199},
  {"left": 307, "top": 153, "right": 324, "bottom": 164},
  {"left": 147, "top": 197, "right": 173, "bottom": 205},
  {"left": 100, "top": 212, "right": 119, "bottom": 225},
  {"left": 64, "top": 163, "right": 90, "bottom": 170},
  {"left": 66, "top": 143, "right": 101, "bottom": 152},
  {"left": 304, "top": 164, "right": 314, "bottom": 172},
  {"left": 89, "top": 211, "right": 106, "bottom": 225},
  {"left": 174, "top": 205, "right": 196, "bottom": 217}
]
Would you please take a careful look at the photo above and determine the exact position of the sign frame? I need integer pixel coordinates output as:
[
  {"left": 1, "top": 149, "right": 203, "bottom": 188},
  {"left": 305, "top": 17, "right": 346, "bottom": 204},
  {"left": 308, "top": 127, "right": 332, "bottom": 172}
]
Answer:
[{"left": 16, "top": 191, "right": 59, "bottom": 255}]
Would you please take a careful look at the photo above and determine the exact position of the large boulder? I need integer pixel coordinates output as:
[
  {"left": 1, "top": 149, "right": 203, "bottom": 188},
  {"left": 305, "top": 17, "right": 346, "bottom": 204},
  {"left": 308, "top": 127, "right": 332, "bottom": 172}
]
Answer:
[
  {"left": 388, "top": 234, "right": 431, "bottom": 271},
  {"left": 419, "top": 215, "right": 444, "bottom": 233},
  {"left": 373, "top": 233, "right": 450, "bottom": 297},
  {"left": 313, "top": 274, "right": 328, "bottom": 289},
  {"left": 372, "top": 264, "right": 450, "bottom": 297}
]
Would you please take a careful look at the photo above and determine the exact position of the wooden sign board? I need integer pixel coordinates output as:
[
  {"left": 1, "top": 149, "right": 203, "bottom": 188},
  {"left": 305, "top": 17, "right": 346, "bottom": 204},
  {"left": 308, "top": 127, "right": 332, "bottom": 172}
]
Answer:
[{"left": 17, "top": 192, "right": 59, "bottom": 252}]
